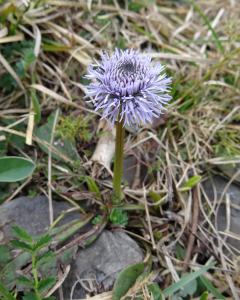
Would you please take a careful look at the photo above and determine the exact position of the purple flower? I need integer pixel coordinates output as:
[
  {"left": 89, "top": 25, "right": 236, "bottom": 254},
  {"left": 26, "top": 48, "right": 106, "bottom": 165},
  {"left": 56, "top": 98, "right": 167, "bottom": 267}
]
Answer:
[{"left": 85, "top": 49, "right": 172, "bottom": 126}]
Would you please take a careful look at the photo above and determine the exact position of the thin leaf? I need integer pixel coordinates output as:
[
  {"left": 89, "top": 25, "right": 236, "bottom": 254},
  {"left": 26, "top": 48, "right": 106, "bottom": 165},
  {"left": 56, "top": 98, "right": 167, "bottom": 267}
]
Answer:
[
  {"left": 52, "top": 217, "right": 93, "bottom": 244},
  {"left": 38, "top": 277, "right": 56, "bottom": 293},
  {"left": 163, "top": 262, "right": 214, "bottom": 297},
  {"left": 42, "top": 42, "right": 71, "bottom": 52},
  {"left": 190, "top": 0, "right": 224, "bottom": 54},
  {"left": 12, "top": 225, "right": 33, "bottom": 243},
  {"left": 0, "top": 252, "right": 31, "bottom": 290},
  {"left": 10, "top": 240, "right": 33, "bottom": 252},
  {"left": 33, "top": 234, "right": 52, "bottom": 251},
  {"left": 200, "top": 275, "right": 225, "bottom": 300},
  {"left": 31, "top": 88, "right": 41, "bottom": 123},
  {"left": 85, "top": 176, "right": 101, "bottom": 199},
  {"left": 0, "top": 245, "right": 11, "bottom": 264},
  {"left": 17, "top": 275, "right": 33, "bottom": 288},
  {"left": 0, "top": 283, "right": 16, "bottom": 300},
  {"left": 36, "top": 251, "right": 55, "bottom": 268},
  {"left": 23, "top": 292, "right": 38, "bottom": 300}
]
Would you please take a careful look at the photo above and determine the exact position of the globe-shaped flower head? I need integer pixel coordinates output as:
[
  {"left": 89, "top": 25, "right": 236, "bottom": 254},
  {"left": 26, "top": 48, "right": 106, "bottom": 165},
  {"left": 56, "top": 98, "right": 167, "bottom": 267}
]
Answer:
[{"left": 86, "top": 49, "right": 172, "bottom": 126}]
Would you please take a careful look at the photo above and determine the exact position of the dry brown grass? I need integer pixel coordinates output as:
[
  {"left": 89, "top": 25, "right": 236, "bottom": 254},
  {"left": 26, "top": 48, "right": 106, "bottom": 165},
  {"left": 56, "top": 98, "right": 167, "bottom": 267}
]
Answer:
[{"left": 1, "top": 0, "right": 240, "bottom": 298}]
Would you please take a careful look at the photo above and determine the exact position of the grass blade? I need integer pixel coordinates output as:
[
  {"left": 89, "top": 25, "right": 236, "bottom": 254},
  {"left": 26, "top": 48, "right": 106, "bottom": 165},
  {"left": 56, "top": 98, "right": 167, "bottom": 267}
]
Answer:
[
  {"left": 200, "top": 275, "right": 225, "bottom": 300},
  {"left": 190, "top": 0, "right": 224, "bottom": 54},
  {"left": 163, "top": 262, "right": 214, "bottom": 297}
]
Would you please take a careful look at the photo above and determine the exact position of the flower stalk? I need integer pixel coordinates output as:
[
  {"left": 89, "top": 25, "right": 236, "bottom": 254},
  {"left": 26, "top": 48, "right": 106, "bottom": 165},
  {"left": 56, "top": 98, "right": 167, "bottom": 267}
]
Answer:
[
  {"left": 85, "top": 48, "right": 172, "bottom": 205},
  {"left": 112, "top": 119, "right": 125, "bottom": 204}
]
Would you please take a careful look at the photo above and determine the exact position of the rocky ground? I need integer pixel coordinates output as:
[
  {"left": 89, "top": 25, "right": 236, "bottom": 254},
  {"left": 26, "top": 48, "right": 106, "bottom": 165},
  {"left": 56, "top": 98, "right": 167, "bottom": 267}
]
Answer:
[{"left": 0, "top": 0, "right": 240, "bottom": 299}]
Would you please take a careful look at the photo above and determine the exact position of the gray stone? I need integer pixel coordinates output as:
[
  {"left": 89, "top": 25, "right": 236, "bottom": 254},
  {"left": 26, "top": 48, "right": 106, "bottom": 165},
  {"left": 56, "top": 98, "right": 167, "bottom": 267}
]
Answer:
[
  {"left": 218, "top": 163, "right": 240, "bottom": 184},
  {"left": 0, "top": 195, "right": 80, "bottom": 241},
  {"left": 203, "top": 175, "right": 240, "bottom": 251},
  {"left": 0, "top": 196, "right": 144, "bottom": 299},
  {"left": 62, "top": 230, "right": 144, "bottom": 299}
]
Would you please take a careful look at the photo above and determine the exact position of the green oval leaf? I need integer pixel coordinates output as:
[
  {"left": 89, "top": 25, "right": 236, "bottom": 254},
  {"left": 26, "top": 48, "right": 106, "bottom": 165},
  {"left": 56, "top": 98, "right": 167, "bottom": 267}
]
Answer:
[
  {"left": 112, "top": 262, "right": 145, "bottom": 300},
  {"left": 0, "top": 156, "right": 35, "bottom": 182},
  {"left": 200, "top": 291, "right": 209, "bottom": 300}
]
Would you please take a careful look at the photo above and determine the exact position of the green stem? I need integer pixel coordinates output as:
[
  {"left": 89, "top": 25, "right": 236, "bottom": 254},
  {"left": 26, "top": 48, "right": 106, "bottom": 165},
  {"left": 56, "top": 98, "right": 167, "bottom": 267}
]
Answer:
[
  {"left": 112, "top": 120, "right": 125, "bottom": 204},
  {"left": 32, "top": 254, "right": 41, "bottom": 300}
]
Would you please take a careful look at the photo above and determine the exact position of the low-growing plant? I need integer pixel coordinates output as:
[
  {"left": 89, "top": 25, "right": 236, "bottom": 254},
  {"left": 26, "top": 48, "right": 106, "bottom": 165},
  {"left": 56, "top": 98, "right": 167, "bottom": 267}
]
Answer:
[
  {"left": 57, "top": 115, "right": 92, "bottom": 143},
  {"left": 85, "top": 49, "right": 172, "bottom": 204},
  {"left": 112, "top": 260, "right": 225, "bottom": 300},
  {"left": 0, "top": 225, "right": 56, "bottom": 300}
]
